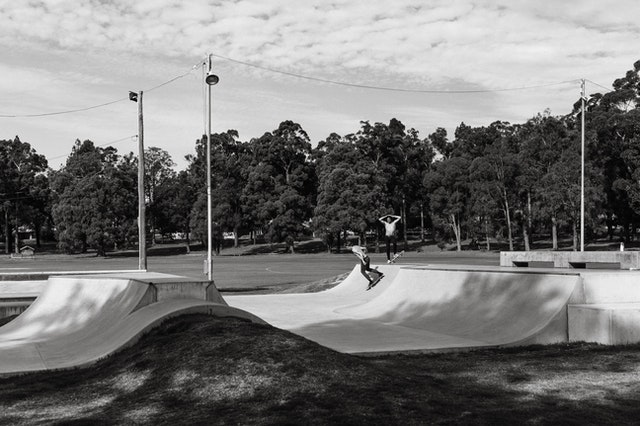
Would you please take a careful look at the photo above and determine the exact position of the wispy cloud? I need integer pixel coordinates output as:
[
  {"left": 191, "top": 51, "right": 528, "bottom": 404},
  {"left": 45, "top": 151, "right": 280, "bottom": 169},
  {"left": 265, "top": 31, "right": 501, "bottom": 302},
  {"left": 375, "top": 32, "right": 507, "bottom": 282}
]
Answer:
[
  {"left": 2, "top": 1, "right": 637, "bottom": 87},
  {"left": 0, "top": 1, "right": 638, "bottom": 167}
]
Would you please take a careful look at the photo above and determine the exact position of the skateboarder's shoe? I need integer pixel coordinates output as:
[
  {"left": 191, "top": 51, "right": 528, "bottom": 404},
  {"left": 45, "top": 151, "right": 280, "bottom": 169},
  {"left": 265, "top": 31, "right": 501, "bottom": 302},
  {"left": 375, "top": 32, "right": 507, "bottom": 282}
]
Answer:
[{"left": 366, "top": 274, "right": 384, "bottom": 290}]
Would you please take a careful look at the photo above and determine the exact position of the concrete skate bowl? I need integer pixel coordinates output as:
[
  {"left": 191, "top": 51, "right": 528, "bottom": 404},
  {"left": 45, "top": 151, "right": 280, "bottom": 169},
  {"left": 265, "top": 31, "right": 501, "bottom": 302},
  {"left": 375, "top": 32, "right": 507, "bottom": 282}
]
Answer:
[
  {"left": 227, "top": 266, "right": 581, "bottom": 354},
  {"left": 0, "top": 273, "right": 263, "bottom": 376}
]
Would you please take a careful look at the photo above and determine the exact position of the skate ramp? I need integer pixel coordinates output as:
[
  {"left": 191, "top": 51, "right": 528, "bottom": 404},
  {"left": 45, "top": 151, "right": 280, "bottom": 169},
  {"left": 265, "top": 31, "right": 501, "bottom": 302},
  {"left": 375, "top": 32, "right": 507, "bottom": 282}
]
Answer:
[
  {"left": 336, "top": 268, "right": 578, "bottom": 346},
  {"left": 0, "top": 273, "right": 263, "bottom": 375},
  {"left": 227, "top": 265, "right": 581, "bottom": 353}
]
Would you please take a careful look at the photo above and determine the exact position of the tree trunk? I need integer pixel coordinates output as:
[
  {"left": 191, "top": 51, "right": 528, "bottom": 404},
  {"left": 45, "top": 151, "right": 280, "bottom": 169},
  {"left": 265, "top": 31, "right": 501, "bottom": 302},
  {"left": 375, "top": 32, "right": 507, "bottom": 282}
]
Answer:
[
  {"left": 523, "top": 223, "right": 530, "bottom": 252},
  {"left": 402, "top": 197, "right": 408, "bottom": 250},
  {"left": 572, "top": 221, "right": 578, "bottom": 251},
  {"left": 234, "top": 225, "right": 239, "bottom": 248},
  {"left": 450, "top": 213, "right": 462, "bottom": 251},
  {"left": 484, "top": 218, "right": 491, "bottom": 251},
  {"left": 35, "top": 220, "right": 41, "bottom": 248},
  {"left": 150, "top": 213, "right": 156, "bottom": 246},
  {"left": 420, "top": 202, "right": 425, "bottom": 243},
  {"left": 527, "top": 190, "right": 533, "bottom": 249},
  {"left": 14, "top": 205, "right": 19, "bottom": 254},
  {"left": 551, "top": 214, "right": 558, "bottom": 250},
  {"left": 504, "top": 194, "right": 513, "bottom": 251},
  {"left": 336, "top": 231, "right": 341, "bottom": 253},
  {"left": 185, "top": 229, "right": 191, "bottom": 254},
  {"left": 4, "top": 207, "right": 9, "bottom": 254}
]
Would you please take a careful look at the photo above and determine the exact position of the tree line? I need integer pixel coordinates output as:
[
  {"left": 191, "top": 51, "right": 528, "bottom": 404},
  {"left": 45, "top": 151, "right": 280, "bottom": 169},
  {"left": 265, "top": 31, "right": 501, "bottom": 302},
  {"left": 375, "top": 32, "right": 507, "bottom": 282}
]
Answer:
[{"left": 1, "top": 60, "right": 639, "bottom": 255}]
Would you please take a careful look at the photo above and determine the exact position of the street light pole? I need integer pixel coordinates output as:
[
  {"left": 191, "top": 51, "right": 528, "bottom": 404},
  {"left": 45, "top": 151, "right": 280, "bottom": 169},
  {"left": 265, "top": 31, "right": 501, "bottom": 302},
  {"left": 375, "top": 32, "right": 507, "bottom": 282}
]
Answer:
[
  {"left": 580, "top": 79, "right": 585, "bottom": 252},
  {"left": 129, "top": 90, "right": 146, "bottom": 270},
  {"left": 204, "top": 54, "right": 219, "bottom": 281}
]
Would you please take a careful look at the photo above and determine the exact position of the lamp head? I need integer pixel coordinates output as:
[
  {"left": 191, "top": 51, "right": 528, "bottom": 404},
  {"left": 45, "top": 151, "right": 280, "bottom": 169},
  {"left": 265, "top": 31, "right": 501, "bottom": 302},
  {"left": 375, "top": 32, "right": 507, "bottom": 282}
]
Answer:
[{"left": 205, "top": 73, "right": 219, "bottom": 86}]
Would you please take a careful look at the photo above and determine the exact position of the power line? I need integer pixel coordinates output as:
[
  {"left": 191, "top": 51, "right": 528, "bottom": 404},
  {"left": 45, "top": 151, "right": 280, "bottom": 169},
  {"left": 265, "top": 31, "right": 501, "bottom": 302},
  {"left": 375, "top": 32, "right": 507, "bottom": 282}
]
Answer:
[
  {"left": 0, "top": 98, "right": 128, "bottom": 118},
  {"left": 210, "top": 52, "right": 580, "bottom": 94},
  {"left": 146, "top": 64, "right": 202, "bottom": 92},
  {"left": 0, "top": 63, "right": 203, "bottom": 119},
  {"left": 585, "top": 79, "right": 613, "bottom": 93}
]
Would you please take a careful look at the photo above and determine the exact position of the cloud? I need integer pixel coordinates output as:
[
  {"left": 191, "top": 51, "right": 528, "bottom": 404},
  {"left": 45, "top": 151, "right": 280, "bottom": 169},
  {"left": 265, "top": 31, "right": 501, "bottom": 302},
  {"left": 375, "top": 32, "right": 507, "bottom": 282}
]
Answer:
[
  {"left": 1, "top": 0, "right": 639, "bottom": 169},
  {"left": 2, "top": 0, "right": 638, "bottom": 89}
]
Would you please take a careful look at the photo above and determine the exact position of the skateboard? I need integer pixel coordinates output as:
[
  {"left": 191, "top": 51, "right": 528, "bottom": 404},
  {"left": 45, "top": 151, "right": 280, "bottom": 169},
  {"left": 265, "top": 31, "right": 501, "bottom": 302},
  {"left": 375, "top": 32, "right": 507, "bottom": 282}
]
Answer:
[
  {"left": 389, "top": 250, "right": 405, "bottom": 263},
  {"left": 366, "top": 273, "right": 384, "bottom": 290}
]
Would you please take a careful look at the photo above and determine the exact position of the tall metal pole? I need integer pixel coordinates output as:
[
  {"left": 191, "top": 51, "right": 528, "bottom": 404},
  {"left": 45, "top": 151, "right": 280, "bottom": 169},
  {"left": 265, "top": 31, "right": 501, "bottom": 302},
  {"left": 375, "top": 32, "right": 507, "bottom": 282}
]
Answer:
[
  {"left": 206, "top": 55, "right": 213, "bottom": 281},
  {"left": 138, "top": 91, "right": 147, "bottom": 269},
  {"left": 580, "top": 79, "right": 585, "bottom": 252}
]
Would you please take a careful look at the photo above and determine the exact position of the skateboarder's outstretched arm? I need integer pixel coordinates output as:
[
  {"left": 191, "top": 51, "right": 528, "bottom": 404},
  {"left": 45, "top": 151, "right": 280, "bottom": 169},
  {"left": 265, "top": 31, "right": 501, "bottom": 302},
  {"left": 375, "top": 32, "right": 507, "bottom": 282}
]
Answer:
[{"left": 379, "top": 214, "right": 401, "bottom": 225}]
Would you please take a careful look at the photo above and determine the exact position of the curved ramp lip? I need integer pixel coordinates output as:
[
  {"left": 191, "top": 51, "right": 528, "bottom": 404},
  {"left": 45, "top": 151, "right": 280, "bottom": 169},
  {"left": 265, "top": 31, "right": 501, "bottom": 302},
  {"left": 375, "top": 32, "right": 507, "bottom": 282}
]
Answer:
[
  {"left": 0, "top": 274, "right": 264, "bottom": 377},
  {"left": 0, "top": 300, "right": 264, "bottom": 377}
]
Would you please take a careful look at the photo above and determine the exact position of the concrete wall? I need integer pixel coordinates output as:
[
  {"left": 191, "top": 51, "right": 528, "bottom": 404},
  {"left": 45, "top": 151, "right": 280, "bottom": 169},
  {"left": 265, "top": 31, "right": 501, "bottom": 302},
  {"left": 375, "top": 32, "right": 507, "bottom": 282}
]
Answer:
[
  {"left": 569, "top": 304, "right": 640, "bottom": 345},
  {"left": 131, "top": 277, "right": 227, "bottom": 311},
  {"left": 501, "top": 251, "right": 640, "bottom": 269}
]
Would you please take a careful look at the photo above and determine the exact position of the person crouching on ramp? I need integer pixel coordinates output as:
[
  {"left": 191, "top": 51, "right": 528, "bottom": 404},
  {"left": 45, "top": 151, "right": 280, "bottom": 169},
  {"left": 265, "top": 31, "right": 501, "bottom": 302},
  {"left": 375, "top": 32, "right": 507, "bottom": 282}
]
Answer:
[{"left": 352, "top": 245, "right": 383, "bottom": 289}]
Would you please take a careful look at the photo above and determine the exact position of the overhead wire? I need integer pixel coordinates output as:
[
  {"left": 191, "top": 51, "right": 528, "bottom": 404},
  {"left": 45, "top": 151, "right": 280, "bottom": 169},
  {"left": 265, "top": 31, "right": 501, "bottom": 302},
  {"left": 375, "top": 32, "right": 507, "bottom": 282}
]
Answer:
[
  {"left": 0, "top": 52, "right": 598, "bottom": 120},
  {"left": 0, "top": 62, "right": 203, "bottom": 119},
  {"left": 0, "top": 97, "right": 128, "bottom": 118},
  {"left": 585, "top": 79, "right": 614, "bottom": 93},
  {"left": 209, "top": 52, "right": 580, "bottom": 94}
]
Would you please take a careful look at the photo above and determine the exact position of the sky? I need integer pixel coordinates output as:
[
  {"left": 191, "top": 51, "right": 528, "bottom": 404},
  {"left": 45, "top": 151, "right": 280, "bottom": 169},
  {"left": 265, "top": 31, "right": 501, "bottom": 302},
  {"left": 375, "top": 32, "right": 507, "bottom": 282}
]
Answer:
[{"left": 1, "top": 0, "right": 638, "bottom": 170}]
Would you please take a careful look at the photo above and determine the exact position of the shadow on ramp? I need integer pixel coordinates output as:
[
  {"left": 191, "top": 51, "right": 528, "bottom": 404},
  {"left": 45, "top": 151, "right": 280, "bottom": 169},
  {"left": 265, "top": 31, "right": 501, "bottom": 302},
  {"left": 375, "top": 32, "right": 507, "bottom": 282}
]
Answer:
[{"left": 0, "top": 272, "right": 263, "bottom": 375}]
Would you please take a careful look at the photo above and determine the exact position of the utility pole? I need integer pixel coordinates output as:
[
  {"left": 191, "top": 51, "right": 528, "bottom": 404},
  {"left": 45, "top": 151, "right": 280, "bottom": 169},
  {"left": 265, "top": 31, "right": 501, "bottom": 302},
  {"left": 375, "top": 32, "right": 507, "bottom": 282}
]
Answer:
[
  {"left": 130, "top": 90, "right": 146, "bottom": 270},
  {"left": 204, "top": 54, "right": 220, "bottom": 281},
  {"left": 580, "top": 79, "right": 585, "bottom": 252},
  {"left": 206, "top": 56, "right": 213, "bottom": 281}
]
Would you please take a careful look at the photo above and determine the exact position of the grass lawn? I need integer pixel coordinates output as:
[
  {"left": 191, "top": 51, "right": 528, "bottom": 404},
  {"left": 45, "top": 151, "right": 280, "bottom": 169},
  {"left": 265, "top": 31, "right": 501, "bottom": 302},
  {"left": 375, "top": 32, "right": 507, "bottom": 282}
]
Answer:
[{"left": 1, "top": 314, "right": 640, "bottom": 425}]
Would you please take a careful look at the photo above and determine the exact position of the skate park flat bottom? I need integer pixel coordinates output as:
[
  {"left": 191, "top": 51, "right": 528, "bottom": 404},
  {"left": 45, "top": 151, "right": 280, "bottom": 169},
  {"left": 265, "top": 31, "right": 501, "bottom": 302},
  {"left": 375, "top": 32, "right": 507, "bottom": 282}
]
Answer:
[{"left": 226, "top": 265, "right": 640, "bottom": 354}]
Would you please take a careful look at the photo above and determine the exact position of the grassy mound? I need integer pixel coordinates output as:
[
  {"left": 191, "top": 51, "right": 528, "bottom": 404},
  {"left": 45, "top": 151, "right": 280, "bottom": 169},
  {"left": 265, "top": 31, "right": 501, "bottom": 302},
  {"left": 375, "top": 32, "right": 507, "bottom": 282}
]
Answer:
[{"left": 2, "top": 315, "right": 640, "bottom": 425}]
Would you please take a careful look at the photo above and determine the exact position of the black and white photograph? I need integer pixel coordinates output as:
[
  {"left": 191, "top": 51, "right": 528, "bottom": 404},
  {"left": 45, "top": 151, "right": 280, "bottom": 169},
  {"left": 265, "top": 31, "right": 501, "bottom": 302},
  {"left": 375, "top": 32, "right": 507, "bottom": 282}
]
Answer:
[{"left": 1, "top": 1, "right": 640, "bottom": 424}]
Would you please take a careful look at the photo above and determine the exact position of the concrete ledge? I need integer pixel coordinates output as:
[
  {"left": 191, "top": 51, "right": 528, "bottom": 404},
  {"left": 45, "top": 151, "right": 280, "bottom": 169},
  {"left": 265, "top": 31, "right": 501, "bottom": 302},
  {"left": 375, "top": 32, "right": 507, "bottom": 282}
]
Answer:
[
  {"left": 568, "top": 303, "right": 640, "bottom": 345},
  {"left": 500, "top": 251, "right": 640, "bottom": 269},
  {"left": 0, "top": 269, "right": 144, "bottom": 281},
  {"left": 134, "top": 278, "right": 226, "bottom": 311}
]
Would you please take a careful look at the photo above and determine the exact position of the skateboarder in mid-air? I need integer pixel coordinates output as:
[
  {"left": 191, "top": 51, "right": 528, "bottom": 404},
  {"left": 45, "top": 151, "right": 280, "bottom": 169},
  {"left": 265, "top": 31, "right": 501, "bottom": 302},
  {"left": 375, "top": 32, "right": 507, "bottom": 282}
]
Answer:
[
  {"left": 379, "top": 214, "right": 401, "bottom": 263},
  {"left": 351, "top": 245, "right": 383, "bottom": 289}
]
